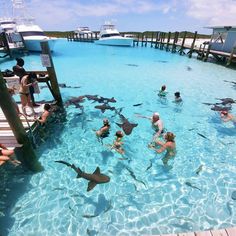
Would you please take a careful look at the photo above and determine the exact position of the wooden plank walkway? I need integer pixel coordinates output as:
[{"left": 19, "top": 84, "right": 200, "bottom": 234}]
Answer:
[
  {"left": 158, "top": 227, "right": 236, "bottom": 236},
  {"left": 0, "top": 104, "right": 44, "bottom": 149}
]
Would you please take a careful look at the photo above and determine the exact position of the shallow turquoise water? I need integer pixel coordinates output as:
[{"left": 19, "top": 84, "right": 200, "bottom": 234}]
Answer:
[{"left": 0, "top": 39, "right": 236, "bottom": 235}]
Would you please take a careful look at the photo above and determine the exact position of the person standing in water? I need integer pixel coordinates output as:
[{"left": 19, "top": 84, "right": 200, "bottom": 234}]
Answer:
[
  {"left": 136, "top": 112, "right": 164, "bottom": 140},
  {"left": 158, "top": 85, "right": 168, "bottom": 97},
  {"left": 111, "top": 131, "right": 125, "bottom": 155},
  {"left": 96, "top": 119, "right": 110, "bottom": 140},
  {"left": 149, "top": 132, "right": 176, "bottom": 165},
  {"left": 174, "top": 92, "right": 182, "bottom": 103}
]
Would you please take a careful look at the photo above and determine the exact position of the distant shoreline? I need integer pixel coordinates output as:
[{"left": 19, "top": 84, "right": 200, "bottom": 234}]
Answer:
[{"left": 45, "top": 31, "right": 210, "bottom": 39}]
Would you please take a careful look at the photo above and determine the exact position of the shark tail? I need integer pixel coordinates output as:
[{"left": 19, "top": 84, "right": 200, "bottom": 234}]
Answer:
[{"left": 55, "top": 160, "right": 72, "bottom": 167}]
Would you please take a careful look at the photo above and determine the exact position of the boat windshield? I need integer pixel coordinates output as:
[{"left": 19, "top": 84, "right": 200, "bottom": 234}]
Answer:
[
  {"left": 101, "top": 33, "right": 120, "bottom": 38},
  {"left": 20, "top": 31, "right": 45, "bottom": 37}
]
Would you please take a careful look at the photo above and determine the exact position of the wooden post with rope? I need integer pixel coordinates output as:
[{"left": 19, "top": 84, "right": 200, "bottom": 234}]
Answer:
[{"left": 40, "top": 41, "right": 63, "bottom": 107}]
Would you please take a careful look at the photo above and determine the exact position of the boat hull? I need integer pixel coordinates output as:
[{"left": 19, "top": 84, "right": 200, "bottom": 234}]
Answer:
[
  {"left": 95, "top": 37, "right": 133, "bottom": 47},
  {"left": 23, "top": 38, "right": 57, "bottom": 52}
]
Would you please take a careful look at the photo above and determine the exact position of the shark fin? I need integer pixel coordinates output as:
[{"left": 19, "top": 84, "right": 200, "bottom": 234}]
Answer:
[
  {"left": 116, "top": 123, "right": 122, "bottom": 128},
  {"left": 76, "top": 174, "right": 82, "bottom": 178},
  {"left": 93, "top": 167, "right": 100, "bottom": 175},
  {"left": 87, "top": 181, "right": 97, "bottom": 191}
]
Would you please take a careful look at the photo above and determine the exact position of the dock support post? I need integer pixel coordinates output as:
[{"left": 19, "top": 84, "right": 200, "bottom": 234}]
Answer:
[
  {"left": 155, "top": 31, "right": 159, "bottom": 48},
  {"left": 188, "top": 31, "right": 197, "bottom": 58},
  {"left": 179, "top": 31, "right": 187, "bottom": 55},
  {"left": 166, "top": 32, "right": 171, "bottom": 51},
  {"left": 0, "top": 73, "right": 43, "bottom": 172},
  {"left": 226, "top": 46, "right": 236, "bottom": 66},
  {"left": 150, "top": 32, "right": 154, "bottom": 47},
  {"left": 136, "top": 33, "right": 140, "bottom": 47},
  {"left": 141, "top": 33, "right": 144, "bottom": 47},
  {"left": 203, "top": 44, "right": 211, "bottom": 62},
  {"left": 40, "top": 41, "right": 63, "bottom": 107},
  {"left": 172, "top": 31, "right": 179, "bottom": 53}
]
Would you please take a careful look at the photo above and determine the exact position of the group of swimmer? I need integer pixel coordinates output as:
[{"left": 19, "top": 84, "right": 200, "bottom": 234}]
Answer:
[
  {"left": 94, "top": 83, "right": 235, "bottom": 165},
  {"left": 95, "top": 110, "right": 176, "bottom": 165}
]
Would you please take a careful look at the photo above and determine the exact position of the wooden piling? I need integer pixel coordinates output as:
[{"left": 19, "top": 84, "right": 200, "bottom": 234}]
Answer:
[
  {"left": 136, "top": 33, "right": 140, "bottom": 46},
  {"left": 0, "top": 72, "right": 43, "bottom": 172},
  {"left": 150, "top": 32, "right": 154, "bottom": 48},
  {"left": 179, "top": 31, "right": 187, "bottom": 55},
  {"left": 226, "top": 46, "right": 236, "bottom": 66},
  {"left": 155, "top": 31, "right": 160, "bottom": 49},
  {"left": 40, "top": 41, "right": 63, "bottom": 107},
  {"left": 188, "top": 31, "right": 197, "bottom": 58},
  {"left": 203, "top": 44, "right": 211, "bottom": 62},
  {"left": 166, "top": 32, "right": 171, "bottom": 51},
  {"left": 141, "top": 33, "right": 144, "bottom": 47},
  {"left": 172, "top": 31, "right": 179, "bottom": 53}
]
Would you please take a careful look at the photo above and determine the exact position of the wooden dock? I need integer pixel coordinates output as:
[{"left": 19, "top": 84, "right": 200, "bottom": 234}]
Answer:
[
  {"left": 157, "top": 226, "right": 236, "bottom": 236},
  {"left": 66, "top": 30, "right": 236, "bottom": 66},
  {"left": 0, "top": 104, "right": 45, "bottom": 149}
]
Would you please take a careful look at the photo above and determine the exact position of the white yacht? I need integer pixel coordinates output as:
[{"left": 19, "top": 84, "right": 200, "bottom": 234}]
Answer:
[
  {"left": 12, "top": 0, "right": 57, "bottom": 52},
  {"left": 74, "top": 26, "right": 92, "bottom": 36},
  {"left": 0, "top": 18, "right": 25, "bottom": 50},
  {"left": 16, "top": 18, "right": 57, "bottom": 52},
  {"left": 95, "top": 22, "right": 133, "bottom": 46}
]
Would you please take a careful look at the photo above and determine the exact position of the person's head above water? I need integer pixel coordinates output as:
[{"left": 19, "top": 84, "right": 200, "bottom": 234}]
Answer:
[
  {"left": 165, "top": 132, "right": 175, "bottom": 142},
  {"left": 103, "top": 118, "right": 109, "bottom": 126},
  {"left": 174, "top": 92, "right": 180, "bottom": 98},
  {"left": 152, "top": 112, "right": 160, "bottom": 121},
  {"left": 16, "top": 58, "right": 24, "bottom": 67},
  {"left": 161, "top": 85, "right": 166, "bottom": 91},
  {"left": 115, "top": 130, "right": 124, "bottom": 138},
  {"left": 221, "top": 110, "right": 228, "bottom": 116}
]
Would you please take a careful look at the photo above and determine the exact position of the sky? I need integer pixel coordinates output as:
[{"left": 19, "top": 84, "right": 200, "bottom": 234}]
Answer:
[{"left": 3, "top": 0, "right": 236, "bottom": 34}]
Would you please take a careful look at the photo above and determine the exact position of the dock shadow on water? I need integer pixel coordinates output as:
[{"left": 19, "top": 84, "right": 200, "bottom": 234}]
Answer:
[
  {"left": 0, "top": 110, "right": 67, "bottom": 235},
  {"left": 0, "top": 166, "right": 32, "bottom": 236}
]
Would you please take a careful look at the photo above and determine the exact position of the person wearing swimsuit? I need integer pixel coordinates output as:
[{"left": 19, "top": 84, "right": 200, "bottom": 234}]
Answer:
[
  {"left": 19, "top": 74, "right": 36, "bottom": 117},
  {"left": 112, "top": 131, "right": 125, "bottom": 155},
  {"left": 96, "top": 119, "right": 110, "bottom": 139},
  {"left": 149, "top": 132, "right": 176, "bottom": 165}
]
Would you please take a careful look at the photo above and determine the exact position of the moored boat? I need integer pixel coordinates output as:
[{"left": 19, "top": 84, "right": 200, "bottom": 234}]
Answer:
[{"left": 95, "top": 22, "right": 133, "bottom": 47}]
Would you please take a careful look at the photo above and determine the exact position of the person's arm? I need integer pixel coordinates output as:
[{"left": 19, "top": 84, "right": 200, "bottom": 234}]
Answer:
[
  {"left": 37, "top": 112, "right": 49, "bottom": 124},
  {"left": 0, "top": 143, "right": 7, "bottom": 149},
  {"left": 135, "top": 114, "right": 151, "bottom": 120},
  {"left": 151, "top": 143, "right": 168, "bottom": 153}
]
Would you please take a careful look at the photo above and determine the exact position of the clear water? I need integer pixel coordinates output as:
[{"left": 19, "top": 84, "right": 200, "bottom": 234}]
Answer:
[{"left": 0, "top": 39, "right": 236, "bottom": 236}]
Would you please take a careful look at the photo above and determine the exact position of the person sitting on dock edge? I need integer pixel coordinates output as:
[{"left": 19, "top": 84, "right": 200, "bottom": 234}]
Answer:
[
  {"left": 37, "top": 104, "right": 51, "bottom": 124},
  {"left": 0, "top": 143, "right": 21, "bottom": 166}
]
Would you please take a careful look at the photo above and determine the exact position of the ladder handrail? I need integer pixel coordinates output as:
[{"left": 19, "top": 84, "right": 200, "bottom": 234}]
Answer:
[{"left": 18, "top": 112, "right": 36, "bottom": 148}]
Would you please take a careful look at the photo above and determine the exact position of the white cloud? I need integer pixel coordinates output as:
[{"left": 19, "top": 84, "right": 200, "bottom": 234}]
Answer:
[{"left": 185, "top": 0, "right": 236, "bottom": 26}]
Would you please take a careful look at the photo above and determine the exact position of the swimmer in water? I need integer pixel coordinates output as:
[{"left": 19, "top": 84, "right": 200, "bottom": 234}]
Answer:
[
  {"left": 220, "top": 111, "right": 236, "bottom": 124},
  {"left": 174, "top": 91, "right": 182, "bottom": 103},
  {"left": 148, "top": 132, "right": 176, "bottom": 165},
  {"left": 96, "top": 119, "right": 110, "bottom": 140},
  {"left": 136, "top": 112, "right": 164, "bottom": 140},
  {"left": 158, "top": 85, "right": 167, "bottom": 97},
  {"left": 111, "top": 131, "right": 125, "bottom": 155}
]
